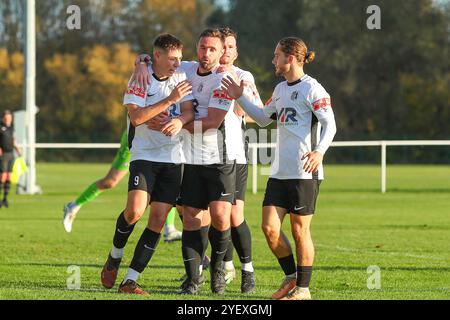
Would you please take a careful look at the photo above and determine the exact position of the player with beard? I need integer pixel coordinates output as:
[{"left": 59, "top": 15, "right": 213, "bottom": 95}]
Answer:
[
  {"left": 215, "top": 27, "right": 261, "bottom": 293},
  {"left": 176, "top": 29, "right": 239, "bottom": 295},
  {"left": 135, "top": 28, "right": 255, "bottom": 293}
]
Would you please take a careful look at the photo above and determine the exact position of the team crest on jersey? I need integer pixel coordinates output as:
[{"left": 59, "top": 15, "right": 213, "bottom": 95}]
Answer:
[
  {"left": 197, "top": 83, "right": 204, "bottom": 93},
  {"left": 277, "top": 108, "right": 298, "bottom": 125},
  {"left": 312, "top": 98, "right": 331, "bottom": 111},
  {"left": 291, "top": 91, "right": 299, "bottom": 101},
  {"left": 126, "top": 86, "right": 145, "bottom": 98}
]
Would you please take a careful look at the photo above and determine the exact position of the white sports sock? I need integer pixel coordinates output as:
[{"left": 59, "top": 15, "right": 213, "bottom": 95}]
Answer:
[
  {"left": 287, "top": 273, "right": 297, "bottom": 279},
  {"left": 224, "top": 261, "right": 235, "bottom": 270},
  {"left": 199, "top": 264, "right": 203, "bottom": 275},
  {"left": 241, "top": 262, "right": 254, "bottom": 272},
  {"left": 164, "top": 224, "right": 175, "bottom": 235},
  {"left": 110, "top": 246, "right": 123, "bottom": 259},
  {"left": 124, "top": 268, "right": 140, "bottom": 282}
]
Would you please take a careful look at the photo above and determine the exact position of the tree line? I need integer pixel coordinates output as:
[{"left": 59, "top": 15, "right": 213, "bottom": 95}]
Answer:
[{"left": 0, "top": 0, "right": 448, "bottom": 162}]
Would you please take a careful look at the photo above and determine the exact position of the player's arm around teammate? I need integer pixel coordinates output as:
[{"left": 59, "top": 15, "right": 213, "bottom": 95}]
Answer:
[
  {"left": 127, "top": 80, "right": 191, "bottom": 127},
  {"left": 124, "top": 84, "right": 191, "bottom": 225},
  {"left": 101, "top": 34, "right": 194, "bottom": 295}
]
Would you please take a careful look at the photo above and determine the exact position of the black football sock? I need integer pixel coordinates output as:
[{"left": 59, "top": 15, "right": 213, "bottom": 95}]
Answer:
[
  {"left": 231, "top": 220, "right": 252, "bottom": 264},
  {"left": 200, "top": 225, "right": 209, "bottom": 259},
  {"left": 112, "top": 211, "right": 137, "bottom": 249},
  {"left": 297, "top": 266, "right": 313, "bottom": 288},
  {"left": 209, "top": 226, "right": 231, "bottom": 271},
  {"left": 278, "top": 254, "right": 297, "bottom": 276},
  {"left": 3, "top": 180, "right": 10, "bottom": 201},
  {"left": 182, "top": 229, "right": 203, "bottom": 280},
  {"left": 0, "top": 182, "right": 4, "bottom": 201},
  {"left": 223, "top": 237, "right": 234, "bottom": 262},
  {"left": 129, "top": 228, "right": 161, "bottom": 273}
]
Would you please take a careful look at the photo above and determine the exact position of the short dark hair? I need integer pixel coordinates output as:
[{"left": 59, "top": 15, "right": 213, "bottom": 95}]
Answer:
[
  {"left": 153, "top": 33, "right": 183, "bottom": 51},
  {"left": 219, "top": 27, "right": 237, "bottom": 41},
  {"left": 198, "top": 28, "right": 225, "bottom": 43}
]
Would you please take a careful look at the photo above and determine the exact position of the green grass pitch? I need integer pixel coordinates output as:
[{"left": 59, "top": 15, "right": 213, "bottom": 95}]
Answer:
[{"left": 0, "top": 163, "right": 449, "bottom": 300}]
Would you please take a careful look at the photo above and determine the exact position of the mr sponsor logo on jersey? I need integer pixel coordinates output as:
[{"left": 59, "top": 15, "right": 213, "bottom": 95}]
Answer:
[
  {"left": 277, "top": 107, "right": 298, "bottom": 126},
  {"left": 168, "top": 104, "right": 180, "bottom": 118},
  {"left": 192, "top": 99, "right": 199, "bottom": 114},
  {"left": 126, "top": 86, "right": 145, "bottom": 98}
]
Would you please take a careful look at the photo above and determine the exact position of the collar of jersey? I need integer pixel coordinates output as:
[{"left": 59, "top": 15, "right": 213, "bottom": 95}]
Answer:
[
  {"left": 152, "top": 73, "right": 169, "bottom": 82},
  {"left": 196, "top": 68, "right": 212, "bottom": 77},
  {"left": 287, "top": 74, "right": 308, "bottom": 86}
]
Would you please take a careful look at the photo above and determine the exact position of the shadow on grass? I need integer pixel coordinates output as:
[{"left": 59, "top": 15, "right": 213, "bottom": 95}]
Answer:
[
  {"left": 0, "top": 281, "right": 269, "bottom": 299},
  {"left": 0, "top": 262, "right": 184, "bottom": 269},
  {"left": 2, "top": 262, "right": 450, "bottom": 273},
  {"left": 146, "top": 285, "right": 268, "bottom": 299},
  {"left": 0, "top": 281, "right": 117, "bottom": 294}
]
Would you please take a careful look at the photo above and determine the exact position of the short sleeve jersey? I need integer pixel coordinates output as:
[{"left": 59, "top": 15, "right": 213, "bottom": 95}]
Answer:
[
  {"left": 123, "top": 66, "right": 193, "bottom": 164},
  {"left": 0, "top": 123, "right": 14, "bottom": 152},
  {"left": 179, "top": 62, "right": 236, "bottom": 165}
]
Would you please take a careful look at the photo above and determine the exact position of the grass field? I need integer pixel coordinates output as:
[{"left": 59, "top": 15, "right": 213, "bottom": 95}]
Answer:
[{"left": 0, "top": 163, "right": 449, "bottom": 300}]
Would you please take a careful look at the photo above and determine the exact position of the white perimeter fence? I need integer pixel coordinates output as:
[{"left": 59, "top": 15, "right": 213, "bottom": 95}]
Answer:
[{"left": 24, "top": 140, "right": 450, "bottom": 194}]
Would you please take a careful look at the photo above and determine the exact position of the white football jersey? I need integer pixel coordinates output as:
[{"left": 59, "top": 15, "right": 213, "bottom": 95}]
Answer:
[
  {"left": 178, "top": 62, "right": 236, "bottom": 165},
  {"left": 227, "top": 66, "right": 263, "bottom": 164},
  {"left": 263, "top": 74, "right": 335, "bottom": 180},
  {"left": 123, "top": 65, "right": 193, "bottom": 164}
]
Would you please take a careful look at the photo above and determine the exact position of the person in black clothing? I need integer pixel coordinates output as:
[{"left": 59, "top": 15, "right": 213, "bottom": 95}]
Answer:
[{"left": 0, "top": 110, "right": 21, "bottom": 208}]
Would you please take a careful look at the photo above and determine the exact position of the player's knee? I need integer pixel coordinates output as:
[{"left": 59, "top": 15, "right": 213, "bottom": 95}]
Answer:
[
  {"left": 211, "top": 219, "right": 229, "bottom": 231},
  {"left": 292, "top": 226, "right": 310, "bottom": 242},
  {"left": 183, "top": 206, "right": 201, "bottom": 218},
  {"left": 261, "top": 223, "right": 278, "bottom": 240},
  {"left": 124, "top": 207, "right": 145, "bottom": 224},
  {"left": 147, "top": 214, "right": 166, "bottom": 231},
  {"left": 230, "top": 211, "right": 244, "bottom": 227},
  {"left": 99, "top": 178, "right": 118, "bottom": 190},
  {"left": 183, "top": 218, "right": 198, "bottom": 230},
  {"left": 182, "top": 210, "right": 201, "bottom": 229}
]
